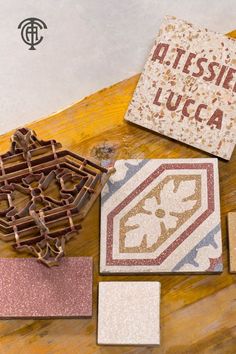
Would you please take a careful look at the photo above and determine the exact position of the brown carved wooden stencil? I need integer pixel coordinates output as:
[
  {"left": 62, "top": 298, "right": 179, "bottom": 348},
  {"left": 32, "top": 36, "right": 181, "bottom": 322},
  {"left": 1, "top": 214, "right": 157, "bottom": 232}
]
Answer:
[{"left": 0, "top": 128, "right": 114, "bottom": 267}]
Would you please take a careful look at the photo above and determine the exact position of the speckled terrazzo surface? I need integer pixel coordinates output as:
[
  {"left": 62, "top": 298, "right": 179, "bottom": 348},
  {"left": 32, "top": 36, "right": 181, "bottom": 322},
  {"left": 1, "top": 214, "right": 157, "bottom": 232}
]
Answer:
[
  {"left": 125, "top": 16, "right": 236, "bottom": 160},
  {"left": 100, "top": 159, "right": 222, "bottom": 273},
  {"left": 0, "top": 257, "right": 93, "bottom": 318},
  {"left": 228, "top": 212, "right": 236, "bottom": 273},
  {"left": 97, "top": 281, "right": 160, "bottom": 345}
]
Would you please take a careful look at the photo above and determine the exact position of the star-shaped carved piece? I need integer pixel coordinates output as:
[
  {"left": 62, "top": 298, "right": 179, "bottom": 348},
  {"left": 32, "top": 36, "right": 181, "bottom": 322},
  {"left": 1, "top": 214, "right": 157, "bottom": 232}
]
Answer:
[{"left": 0, "top": 128, "right": 114, "bottom": 267}]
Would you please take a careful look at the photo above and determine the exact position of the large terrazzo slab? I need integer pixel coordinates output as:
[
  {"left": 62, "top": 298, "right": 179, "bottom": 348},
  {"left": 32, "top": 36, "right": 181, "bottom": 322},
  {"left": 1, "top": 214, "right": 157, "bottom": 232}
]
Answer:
[{"left": 100, "top": 159, "right": 222, "bottom": 273}]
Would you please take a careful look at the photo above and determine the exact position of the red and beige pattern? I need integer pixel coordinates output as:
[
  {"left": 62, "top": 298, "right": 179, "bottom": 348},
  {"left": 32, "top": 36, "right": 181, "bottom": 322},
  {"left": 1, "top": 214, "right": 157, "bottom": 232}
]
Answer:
[
  {"left": 125, "top": 16, "right": 236, "bottom": 160},
  {"left": 100, "top": 159, "right": 222, "bottom": 273}
]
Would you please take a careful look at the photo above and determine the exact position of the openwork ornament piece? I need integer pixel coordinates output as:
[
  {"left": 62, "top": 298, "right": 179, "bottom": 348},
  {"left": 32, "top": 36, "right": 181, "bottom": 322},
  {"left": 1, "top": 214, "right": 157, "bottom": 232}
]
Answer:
[{"left": 0, "top": 128, "right": 113, "bottom": 267}]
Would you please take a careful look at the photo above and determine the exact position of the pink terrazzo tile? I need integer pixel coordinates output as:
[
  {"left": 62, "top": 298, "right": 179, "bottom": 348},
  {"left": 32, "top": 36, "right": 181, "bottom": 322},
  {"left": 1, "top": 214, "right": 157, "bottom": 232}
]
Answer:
[
  {"left": 0, "top": 257, "right": 93, "bottom": 318},
  {"left": 125, "top": 16, "right": 236, "bottom": 160}
]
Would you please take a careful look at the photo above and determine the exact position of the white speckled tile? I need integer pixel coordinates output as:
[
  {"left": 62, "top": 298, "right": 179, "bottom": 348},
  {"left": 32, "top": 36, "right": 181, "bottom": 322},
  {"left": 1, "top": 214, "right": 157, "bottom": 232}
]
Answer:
[
  {"left": 100, "top": 159, "right": 222, "bottom": 273},
  {"left": 125, "top": 16, "right": 236, "bottom": 160},
  {"left": 0, "top": 257, "right": 93, "bottom": 318},
  {"left": 97, "top": 281, "right": 160, "bottom": 346},
  {"left": 228, "top": 212, "right": 236, "bottom": 273}
]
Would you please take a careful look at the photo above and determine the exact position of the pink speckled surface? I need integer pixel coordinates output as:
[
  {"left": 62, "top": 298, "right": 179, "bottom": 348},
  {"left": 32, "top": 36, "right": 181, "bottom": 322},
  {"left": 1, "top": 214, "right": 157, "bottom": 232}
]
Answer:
[{"left": 0, "top": 257, "right": 93, "bottom": 318}]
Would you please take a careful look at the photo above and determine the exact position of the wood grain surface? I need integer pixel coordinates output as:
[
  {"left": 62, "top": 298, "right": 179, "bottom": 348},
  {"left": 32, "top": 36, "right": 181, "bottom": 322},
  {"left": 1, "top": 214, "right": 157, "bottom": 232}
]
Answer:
[{"left": 0, "top": 31, "right": 235, "bottom": 354}]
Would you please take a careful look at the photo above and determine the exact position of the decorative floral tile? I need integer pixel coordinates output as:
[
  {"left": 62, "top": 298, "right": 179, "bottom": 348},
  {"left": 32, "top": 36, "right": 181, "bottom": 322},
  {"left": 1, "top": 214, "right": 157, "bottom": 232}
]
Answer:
[
  {"left": 125, "top": 16, "right": 236, "bottom": 160},
  {"left": 100, "top": 159, "right": 222, "bottom": 273},
  {"left": 97, "top": 281, "right": 160, "bottom": 345},
  {"left": 228, "top": 212, "right": 236, "bottom": 273},
  {"left": 0, "top": 257, "right": 93, "bottom": 318}
]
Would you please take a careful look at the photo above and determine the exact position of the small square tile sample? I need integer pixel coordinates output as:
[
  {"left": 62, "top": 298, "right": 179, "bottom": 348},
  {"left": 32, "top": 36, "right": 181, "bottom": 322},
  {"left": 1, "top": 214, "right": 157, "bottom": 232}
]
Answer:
[
  {"left": 0, "top": 257, "right": 93, "bottom": 318},
  {"left": 228, "top": 212, "right": 236, "bottom": 273},
  {"left": 100, "top": 159, "right": 222, "bottom": 273},
  {"left": 125, "top": 16, "right": 236, "bottom": 160},
  {"left": 97, "top": 281, "right": 160, "bottom": 346}
]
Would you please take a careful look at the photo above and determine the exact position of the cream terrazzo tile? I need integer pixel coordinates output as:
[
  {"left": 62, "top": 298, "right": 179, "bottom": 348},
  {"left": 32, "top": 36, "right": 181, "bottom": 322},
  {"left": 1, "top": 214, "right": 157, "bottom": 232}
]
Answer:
[
  {"left": 100, "top": 159, "right": 222, "bottom": 273},
  {"left": 97, "top": 281, "right": 160, "bottom": 346},
  {"left": 228, "top": 212, "right": 236, "bottom": 273}
]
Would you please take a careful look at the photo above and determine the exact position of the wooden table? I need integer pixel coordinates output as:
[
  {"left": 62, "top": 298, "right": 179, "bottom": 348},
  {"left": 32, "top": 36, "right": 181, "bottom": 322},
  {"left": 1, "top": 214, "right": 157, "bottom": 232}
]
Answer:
[{"left": 0, "top": 30, "right": 235, "bottom": 354}]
